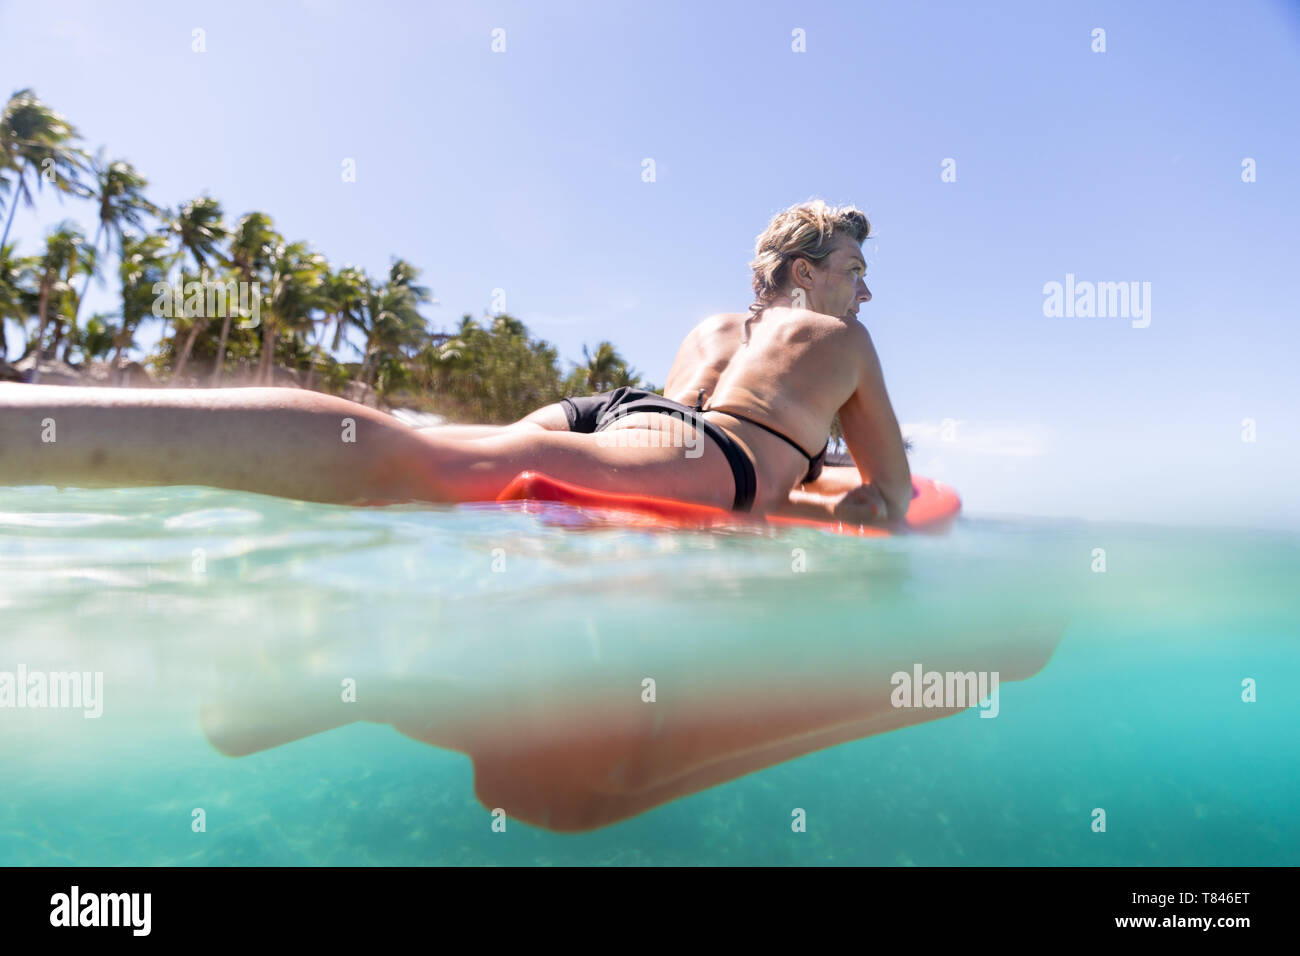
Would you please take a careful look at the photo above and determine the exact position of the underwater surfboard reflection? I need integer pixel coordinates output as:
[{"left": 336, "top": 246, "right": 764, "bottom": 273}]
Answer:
[{"left": 195, "top": 502, "right": 1062, "bottom": 833}]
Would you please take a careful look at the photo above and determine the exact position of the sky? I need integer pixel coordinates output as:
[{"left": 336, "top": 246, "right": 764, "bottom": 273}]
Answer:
[{"left": 1, "top": 0, "right": 1297, "bottom": 528}]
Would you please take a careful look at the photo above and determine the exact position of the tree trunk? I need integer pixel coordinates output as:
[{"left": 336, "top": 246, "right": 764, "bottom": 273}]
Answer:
[
  {"left": 213, "top": 263, "right": 253, "bottom": 387},
  {"left": 174, "top": 315, "right": 207, "bottom": 380},
  {"left": 257, "top": 320, "right": 277, "bottom": 385},
  {"left": 210, "top": 311, "right": 233, "bottom": 386},
  {"left": 174, "top": 258, "right": 215, "bottom": 381},
  {"left": 0, "top": 162, "right": 26, "bottom": 250},
  {"left": 110, "top": 331, "right": 129, "bottom": 385},
  {"left": 356, "top": 339, "right": 374, "bottom": 390},
  {"left": 72, "top": 221, "right": 105, "bottom": 324},
  {"left": 303, "top": 341, "right": 318, "bottom": 392},
  {"left": 30, "top": 273, "right": 53, "bottom": 384},
  {"left": 53, "top": 318, "right": 70, "bottom": 363}
]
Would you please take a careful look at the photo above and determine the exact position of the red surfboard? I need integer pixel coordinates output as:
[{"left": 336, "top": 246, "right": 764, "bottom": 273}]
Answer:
[{"left": 494, "top": 471, "right": 961, "bottom": 536}]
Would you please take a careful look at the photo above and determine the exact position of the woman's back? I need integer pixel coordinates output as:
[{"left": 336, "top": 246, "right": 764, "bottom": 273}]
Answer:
[{"left": 706, "top": 306, "right": 864, "bottom": 464}]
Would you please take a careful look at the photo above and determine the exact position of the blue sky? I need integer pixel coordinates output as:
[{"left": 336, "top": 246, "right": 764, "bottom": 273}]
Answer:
[{"left": 2, "top": 0, "right": 1297, "bottom": 527}]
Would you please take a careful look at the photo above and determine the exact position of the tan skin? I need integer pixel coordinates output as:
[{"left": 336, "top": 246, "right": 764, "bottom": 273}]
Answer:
[
  {"left": 423, "top": 235, "right": 911, "bottom": 521},
  {"left": 443, "top": 312, "right": 889, "bottom": 503},
  {"left": 0, "top": 235, "right": 909, "bottom": 524}
]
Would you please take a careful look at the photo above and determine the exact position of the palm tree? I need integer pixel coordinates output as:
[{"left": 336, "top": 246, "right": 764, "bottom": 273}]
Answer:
[
  {"left": 0, "top": 89, "right": 87, "bottom": 250},
  {"left": 0, "top": 175, "right": 10, "bottom": 243},
  {"left": 430, "top": 314, "right": 480, "bottom": 368},
  {"left": 168, "top": 196, "right": 228, "bottom": 378},
  {"left": 354, "top": 258, "right": 433, "bottom": 392},
  {"left": 492, "top": 313, "right": 526, "bottom": 338},
  {"left": 111, "top": 232, "right": 170, "bottom": 382},
  {"left": 422, "top": 313, "right": 569, "bottom": 421},
  {"left": 580, "top": 341, "right": 625, "bottom": 392},
  {"left": 210, "top": 212, "right": 276, "bottom": 383},
  {"left": 72, "top": 152, "right": 157, "bottom": 327},
  {"left": 608, "top": 362, "right": 643, "bottom": 389},
  {"left": 304, "top": 264, "right": 365, "bottom": 391},
  {"left": 255, "top": 239, "right": 327, "bottom": 385},
  {"left": 66, "top": 312, "right": 118, "bottom": 365},
  {"left": 356, "top": 271, "right": 431, "bottom": 392},
  {"left": 354, "top": 273, "right": 385, "bottom": 389},
  {"left": 30, "top": 221, "right": 95, "bottom": 381},
  {"left": 0, "top": 242, "right": 36, "bottom": 361},
  {"left": 277, "top": 251, "right": 331, "bottom": 383},
  {"left": 168, "top": 195, "right": 227, "bottom": 277},
  {"left": 386, "top": 257, "right": 433, "bottom": 304},
  {"left": 49, "top": 248, "right": 96, "bottom": 362},
  {"left": 323, "top": 265, "right": 367, "bottom": 353}
]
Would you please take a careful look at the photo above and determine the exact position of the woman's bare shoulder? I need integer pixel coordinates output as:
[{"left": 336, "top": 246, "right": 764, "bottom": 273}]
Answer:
[
  {"left": 696, "top": 312, "right": 748, "bottom": 333},
  {"left": 764, "top": 308, "right": 866, "bottom": 348}
]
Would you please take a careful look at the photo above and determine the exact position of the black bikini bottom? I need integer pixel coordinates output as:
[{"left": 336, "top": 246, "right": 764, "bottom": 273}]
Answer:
[{"left": 561, "top": 387, "right": 757, "bottom": 512}]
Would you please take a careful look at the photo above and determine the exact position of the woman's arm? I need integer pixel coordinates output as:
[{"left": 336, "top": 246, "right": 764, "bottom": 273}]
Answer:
[
  {"left": 0, "top": 383, "right": 433, "bottom": 505},
  {"left": 799, "top": 464, "right": 869, "bottom": 497},
  {"left": 837, "top": 326, "right": 912, "bottom": 520},
  {"left": 773, "top": 483, "right": 892, "bottom": 525}
]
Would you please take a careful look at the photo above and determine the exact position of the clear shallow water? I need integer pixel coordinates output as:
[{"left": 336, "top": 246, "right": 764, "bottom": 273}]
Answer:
[{"left": 0, "top": 485, "right": 1297, "bottom": 865}]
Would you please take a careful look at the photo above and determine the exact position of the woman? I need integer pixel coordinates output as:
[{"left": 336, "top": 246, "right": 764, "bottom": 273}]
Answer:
[{"left": 0, "top": 202, "right": 911, "bottom": 525}]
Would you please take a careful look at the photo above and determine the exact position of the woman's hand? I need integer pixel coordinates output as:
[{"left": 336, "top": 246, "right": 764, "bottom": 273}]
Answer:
[{"left": 831, "top": 482, "right": 891, "bottom": 525}]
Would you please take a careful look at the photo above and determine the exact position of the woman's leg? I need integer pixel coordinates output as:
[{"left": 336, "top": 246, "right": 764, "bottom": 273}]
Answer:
[
  {"left": 0, "top": 383, "right": 433, "bottom": 505},
  {"left": 1, "top": 384, "right": 736, "bottom": 509},
  {"left": 391, "top": 414, "right": 737, "bottom": 509}
]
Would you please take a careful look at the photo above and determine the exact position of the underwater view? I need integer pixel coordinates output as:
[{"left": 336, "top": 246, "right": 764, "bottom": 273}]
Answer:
[{"left": 2, "top": 484, "right": 1296, "bottom": 866}]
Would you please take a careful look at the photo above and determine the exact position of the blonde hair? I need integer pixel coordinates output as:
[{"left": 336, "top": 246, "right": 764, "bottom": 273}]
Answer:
[{"left": 748, "top": 200, "right": 871, "bottom": 314}]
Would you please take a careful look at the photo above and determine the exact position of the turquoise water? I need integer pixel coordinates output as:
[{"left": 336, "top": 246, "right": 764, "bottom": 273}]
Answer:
[{"left": 1, "top": 484, "right": 1297, "bottom": 865}]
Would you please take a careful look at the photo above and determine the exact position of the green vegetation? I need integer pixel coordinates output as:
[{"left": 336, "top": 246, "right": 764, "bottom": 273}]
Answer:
[{"left": 0, "top": 89, "right": 646, "bottom": 420}]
